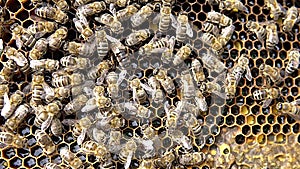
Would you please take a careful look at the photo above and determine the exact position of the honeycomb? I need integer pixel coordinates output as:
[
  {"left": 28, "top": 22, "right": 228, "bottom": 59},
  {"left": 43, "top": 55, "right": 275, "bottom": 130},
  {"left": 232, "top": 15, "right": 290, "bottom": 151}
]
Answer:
[{"left": 0, "top": 0, "right": 299, "bottom": 168}]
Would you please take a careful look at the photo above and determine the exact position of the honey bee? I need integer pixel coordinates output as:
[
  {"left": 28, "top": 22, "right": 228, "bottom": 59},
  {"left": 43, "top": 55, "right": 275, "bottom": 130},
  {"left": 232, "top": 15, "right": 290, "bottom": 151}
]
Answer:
[
  {"left": 231, "top": 53, "right": 252, "bottom": 83},
  {"left": 30, "top": 59, "right": 60, "bottom": 72},
  {"left": 246, "top": 21, "right": 267, "bottom": 44},
  {"left": 123, "top": 101, "right": 152, "bottom": 119},
  {"left": 95, "top": 10, "right": 124, "bottom": 34},
  {"left": 178, "top": 152, "right": 206, "bottom": 165},
  {"left": 171, "top": 130, "right": 193, "bottom": 153},
  {"left": 50, "top": 117, "right": 63, "bottom": 136},
  {"left": 29, "top": 38, "right": 48, "bottom": 60},
  {"left": 73, "top": 0, "right": 94, "bottom": 7},
  {"left": 131, "top": 3, "right": 155, "bottom": 27},
  {"left": 30, "top": 74, "right": 51, "bottom": 105},
  {"left": 218, "top": 25, "right": 235, "bottom": 46},
  {"left": 207, "top": 11, "right": 233, "bottom": 27},
  {"left": 224, "top": 73, "right": 237, "bottom": 99},
  {"left": 87, "top": 60, "right": 112, "bottom": 80},
  {"left": 95, "top": 29, "right": 109, "bottom": 60},
  {"left": 276, "top": 99, "right": 300, "bottom": 119},
  {"left": 47, "top": 27, "right": 68, "bottom": 50},
  {"left": 152, "top": 149, "right": 176, "bottom": 168},
  {"left": 191, "top": 58, "right": 206, "bottom": 84},
  {"left": 10, "top": 23, "right": 37, "bottom": 49},
  {"left": 265, "top": 22, "right": 279, "bottom": 50},
  {"left": 286, "top": 49, "right": 300, "bottom": 74},
  {"left": 164, "top": 101, "right": 182, "bottom": 131},
  {"left": 5, "top": 46, "right": 30, "bottom": 73},
  {"left": 153, "top": 0, "right": 175, "bottom": 32},
  {"left": 41, "top": 101, "right": 62, "bottom": 131},
  {"left": 173, "top": 44, "right": 192, "bottom": 65},
  {"left": 180, "top": 71, "right": 208, "bottom": 112},
  {"left": 153, "top": 68, "right": 175, "bottom": 94},
  {"left": 107, "top": 35, "right": 131, "bottom": 69},
  {"left": 81, "top": 140, "right": 114, "bottom": 168},
  {"left": 52, "top": 0, "right": 69, "bottom": 11},
  {"left": 119, "top": 139, "right": 137, "bottom": 169},
  {"left": 1, "top": 90, "right": 24, "bottom": 119},
  {"left": 116, "top": 3, "right": 140, "bottom": 21},
  {"left": 73, "top": 16, "right": 94, "bottom": 41},
  {"left": 130, "top": 77, "right": 149, "bottom": 104},
  {"left": 125, "top": 29, "right": 152, "bottom": 46},
  {"left": 27, "top": 21, "right": 58, "bottom": 38},
  {"left": 0, "top": 59, "right": 18, "bottom": 81},
  {"left": 139, "top": 35, "right": 174, "bottom": 55},
  {"left": 201, "top": 33, "right": 224, "bottom": 55},
  {"left": 4, "top": 103, "right": 30, "bottom": 132},
  {"left": 107, "top": 130, "right": 122, "bottom": 153},
  {"left": 62, "top": 115, "right": 92, "bottom": 145},
  {"left": 0, "top": 131, "right": 27, "bottom": 148},
  {"left": 264, "top": 0, "right": 286, "bottom": 20},
  {"left": 35, "top": 130, "right": 56, "bottom": 154},
  {"left": 252, "top": 87, "right": 281, "bottom": 108},
  {"left": 203, "top": 22, "right": 220, "bottom": 36},
  {"left": 82, "top": 85, "right": 111, "bottom": 113},
  {"left": 140, "top": 76, "right": 164, "bottom": 104},
  {"left": 44, "top": 163, "right": 61, "bottom": 169},
  {"left": 52, "top": 71, "right": 85, "bottom": 88},
  {"left": 35, "top": 5, "right": 69, "bottom": 24},
  {"left": 200, "top": 51, "right": 226, "bottom": 73},
  {"left": 283, "top": 6, "right": 299, "bottom": 33},
  {"left": 219, "top": 0, "right": 249, "bottom": 13},
  {"left": 105, "top": 70, "right": 127, "bottom": 99},
  {"left": 63, "top": 41, "right": 95, "bottom": 57},
  {"left": 60, "top": 55, "right": 91, "bottom": 70},
  {"left": 77, "top": 1, "right": 106, "bottom": 17},
  {"left": 259, "top": 63, "right": 283, "bottom": 85},
  {"left": 182, "top": 113, "right": 202, "bottom": 137},
  {"left": 63, "top": 94, "right": 88, "bottom": 115},
  {"left": 60, "top": 148, "right": 83, "bottom": 169},
  {"left": 172, "top": 12, "right": 193, "bottom": 41},
  {"left": 0, "top": 83, "right": 9, "bottom": 111}
]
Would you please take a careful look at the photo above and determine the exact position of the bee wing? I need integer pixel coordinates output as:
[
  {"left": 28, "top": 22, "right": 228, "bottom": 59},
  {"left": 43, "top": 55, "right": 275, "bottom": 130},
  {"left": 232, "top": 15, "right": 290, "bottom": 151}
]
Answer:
[
  {"left": 195, "top": 95, "right": 208, "bottom": 112},
  {"left": 152, "top": 13, "right": 161, "bottom": 24},
  {"left": 293, "top": 99, "right": 300, "bottom": 106},
  {"left": 245, "top": 66, "right": 253, "bottom": 81},
  {"left": 132, "top": 88, "right": 138, "bottom": 104},
  {"left": 43, "top": 82, "right": 55, "bottom": 97},
  {"left": 171, "top": 15, "right": 179, "bottom": 29},
  {"left": 1, "top": 93, "right": 10, "bottom": 118},
  {"left": 15, "top": 38, "right": 23, "bottom": 49},
  {"left": 140, "top": 82, "right": 154, "bottom": 94},
  {"left": 30, "top": 60, "right": 43, "bottom": 69},
  {"left": 262, "top": 99, "right": 272, "bottom": 108},
  {"left": 122, "top": 102, "right": 138, "bottom": 112},
  {"left": 7, "top": 55, "right": 27, "bottom": 67},
  {"left": 117, "top": 70, "right": 127, "bottom": 85},
  {"left": 77, "top": 128, "right": 87, "bottom": 145},
  {"left": 124, "top": 151, "right": 133, "bottom": 169},
  {"left": 81, "top": 98, "right": 97, "bottom": 112},
  {"left": 186, "top": 23, "right": 194, "bottom": 38},
  {"left": 61, "top": 119, "right": 77, "bottom": 126},
  {"left": 41, "top": 115, "right": 53, "bottom": 131},
  {"left": 106, "top": 34, "right": 121, "bottom": 44}
]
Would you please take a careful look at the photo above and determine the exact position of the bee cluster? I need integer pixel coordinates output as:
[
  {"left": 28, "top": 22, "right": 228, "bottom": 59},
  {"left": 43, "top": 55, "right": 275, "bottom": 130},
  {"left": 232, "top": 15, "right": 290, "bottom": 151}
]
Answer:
[{"left": 0, "top": 0, "right": 299, "bottom": 168}]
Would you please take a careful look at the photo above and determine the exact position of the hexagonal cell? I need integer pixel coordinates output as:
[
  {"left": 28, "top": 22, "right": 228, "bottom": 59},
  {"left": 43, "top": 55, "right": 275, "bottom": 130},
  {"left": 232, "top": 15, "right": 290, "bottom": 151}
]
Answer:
[
  {"left": 24, "top": 157, "right": 36, "bottom": 168},
  {"left": 262, "top": 124, "right": 271, "bottom": 135},
  {"left": 9, "top": 157, "right": 22, "bottom": 168},
  {"left": 235, "top": 134, "right": 245, "bottom": 145},
  {"left": 251, "top": 125, "right": 261, "bottom": 135},
  {"left": 273, "top": 124, "right": 281, "bottom": 134},
  {"left": 17, "top": 148, "right": 29, "bottom": 158},
  {"left": 282, "top": 124, "right": 291, "bottom": 134},
  {"left": 6, "top": 0, "right": 22, "bottom": 13},
  {"left": 30, "top": 146, "right": 43, "bottom": 157},
  {"left": 275, "top": 134, "right": 286, "bottom": 144},
  {"left": 236, "top": 115, "right": 245, "bottom": 125},
  {"left": 3, "top": 148, "right": 16, "bottom": 159},
  {"left": 37, "top": 155, "right": 49, "bottom": 167},
  {"left": 225, "top": 115, "right": 235, "bottom": 126}
]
